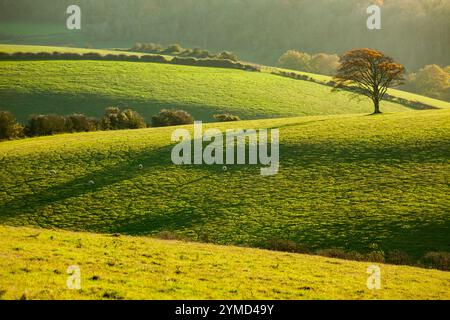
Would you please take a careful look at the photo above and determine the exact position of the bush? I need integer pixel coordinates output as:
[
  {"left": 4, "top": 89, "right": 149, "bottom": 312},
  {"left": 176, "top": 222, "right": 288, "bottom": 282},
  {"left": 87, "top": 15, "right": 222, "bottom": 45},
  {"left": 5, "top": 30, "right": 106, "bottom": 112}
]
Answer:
[
  {"left": 65, "top": 114, "right": 98, "bottom": 132},
  {"left": 140, "top": 55, "right": 168, "bottom": 63},
  {"left": 179, "top": 49, "right": 194, "bottom": 57},
  {"left": 26, "top": 114, "right": 67, "bottom": 136},
  {"left": 217, "top": 51, "right": 238, "bottom": 61},
  {"left": 35, "top": 52, "right": 53, "bottom": 59},
  {"left": 101, "top": 107, "right": 121, "bottom": 130},
  {"left": 151, "top": 109, "right": 194, "bottom": 127},
  {"left": 277, "top": 50, "right": 312, "bottom": 72},
  {"left": 277, "top": 50, "right": 339, "bottom": 76},
  {"left": 0, "top": 111, "right": 24, "bottom": 140},
  {"left": 0, "top": 52, "right": 11, "bottom": 60},
  {"left": 132, "top": 42, "right": 143, "bottom": 51},
  {"left": 198, "top": 58, "right": 237, "bottom": 69},
  {"left": 421, "top": 252, "right": 450, "bottom": 271},
  {"left": 365, "top": 251, "right": 386, "bottom": 263},
  {"left": 163, "top": 44, "right": 184, "bottom": 55},
  {"left": 265, "top": 239, "right": 309, "bottom": 253},
  {"left": 101, "top": 107, "right": 146, "bottom": 130},
  {"left": 56, "top": 52, "right": 83, "bottom": 60},
  {"left": 142, "top": 43, "right": 164, "bottom": 53},
  {"left": 243, "top": 63, "right": 261, "bottom": 72},
  {"left": 118, "top": 109, "right": 146, "bottom": 129},
  {"left": 214, "top": 114, "right": 241, "bottom": 122},
  {"left": 386, "top": 250, "right": 412, "bottom": 265},
  {"left": 10, "top": 52, "right": 35, "bottom": 60},
  {"left": 170, "top": 57, "right": 198, "bottom": 66},
  {"left": 309, "top": 53, "right": 340, "bottom": 76},
  {"left": 126, "top": 55, "right": 140, "bottom": 62},
  {"left": 188, "top": 48, "right": 212, "bottom": 59},
  {"left": 403, "top": 65, "right": 450, "bottom": 101},
  {"left": 316, "top": 248, "right": 365, "bottom": 261},
  {"left": 82, "top": 52, "right": 103, "bottom": 60}
]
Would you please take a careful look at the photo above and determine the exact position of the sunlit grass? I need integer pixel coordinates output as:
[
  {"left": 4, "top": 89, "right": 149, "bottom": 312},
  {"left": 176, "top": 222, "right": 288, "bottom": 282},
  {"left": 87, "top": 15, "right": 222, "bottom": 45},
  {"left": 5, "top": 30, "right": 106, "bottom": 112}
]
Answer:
[
  {"left": 0, "top": 225, "right": 449, "bottom": 300},
  {"left": 1, "top": 110, "right": 449, "bottom": 261}
]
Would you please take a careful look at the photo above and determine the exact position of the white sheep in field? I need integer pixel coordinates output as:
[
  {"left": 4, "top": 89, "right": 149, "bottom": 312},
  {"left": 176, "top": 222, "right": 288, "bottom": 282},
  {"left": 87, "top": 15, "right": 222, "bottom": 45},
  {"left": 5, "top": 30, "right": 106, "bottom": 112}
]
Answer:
[{"left": 88, "top": 180, "right": 95, "bottom": 185}]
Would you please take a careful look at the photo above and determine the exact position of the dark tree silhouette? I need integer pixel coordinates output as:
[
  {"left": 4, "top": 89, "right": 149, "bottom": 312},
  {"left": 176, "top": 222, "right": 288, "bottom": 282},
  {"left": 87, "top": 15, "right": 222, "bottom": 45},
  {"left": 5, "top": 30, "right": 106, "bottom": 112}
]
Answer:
[{"left": 333, "top": 48, "right": 405, "bottom": 114}]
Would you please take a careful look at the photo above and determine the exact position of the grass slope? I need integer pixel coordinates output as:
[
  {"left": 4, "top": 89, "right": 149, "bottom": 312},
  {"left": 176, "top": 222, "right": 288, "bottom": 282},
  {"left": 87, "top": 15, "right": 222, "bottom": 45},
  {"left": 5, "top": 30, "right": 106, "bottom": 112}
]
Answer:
[
  {"left": 0, "top": 44, "right": 415, "bottom": 123},
  {"left": 1, "top": 225, "right": 449, "bottom": 300},
  {"left": 1, "top": 110, "right": 449, "bottom": 261}
]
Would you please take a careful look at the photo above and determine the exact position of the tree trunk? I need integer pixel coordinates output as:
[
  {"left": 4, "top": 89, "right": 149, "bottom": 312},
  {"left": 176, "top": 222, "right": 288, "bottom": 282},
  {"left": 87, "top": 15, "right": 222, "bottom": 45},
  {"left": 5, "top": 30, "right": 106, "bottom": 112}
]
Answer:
[{"left": 373, "top": 98, "right": 381, "bottom": 114}]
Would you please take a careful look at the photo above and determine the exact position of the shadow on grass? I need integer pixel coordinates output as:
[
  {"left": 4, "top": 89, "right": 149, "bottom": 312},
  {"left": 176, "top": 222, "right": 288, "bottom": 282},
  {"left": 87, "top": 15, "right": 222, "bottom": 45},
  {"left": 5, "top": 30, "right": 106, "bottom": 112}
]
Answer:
[{"left": 0, "top": 130, "right": 449, "bottom": 259}]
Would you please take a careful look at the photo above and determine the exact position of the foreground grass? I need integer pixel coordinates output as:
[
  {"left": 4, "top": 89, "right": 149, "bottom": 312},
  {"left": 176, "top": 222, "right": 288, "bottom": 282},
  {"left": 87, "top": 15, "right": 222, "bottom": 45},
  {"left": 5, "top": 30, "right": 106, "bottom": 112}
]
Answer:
[
  {"left": 0, "top": 110, "right": 449, "bottom": 261},
  {"left": 0, "top": 225, "right": 448, "bottom": 300}
]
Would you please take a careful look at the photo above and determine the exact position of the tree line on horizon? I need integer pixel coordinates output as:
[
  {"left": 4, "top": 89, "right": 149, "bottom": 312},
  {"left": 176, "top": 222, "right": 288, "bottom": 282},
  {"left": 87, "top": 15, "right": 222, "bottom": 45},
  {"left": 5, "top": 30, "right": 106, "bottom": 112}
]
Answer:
[{"left": 0, "top": 0, "right": 448, "bottom": 71}]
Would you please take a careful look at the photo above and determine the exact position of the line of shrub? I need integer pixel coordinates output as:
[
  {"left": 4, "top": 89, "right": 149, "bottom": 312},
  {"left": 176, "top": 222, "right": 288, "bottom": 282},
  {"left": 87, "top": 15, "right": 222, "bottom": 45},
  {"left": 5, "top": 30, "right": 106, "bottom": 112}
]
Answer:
[
  {"left": 0, "top": 51, "right": 260, "bottom": 72},
  {"left": 1, "top": 108, "right": 241, "bottom": 140},
  {"left": 151, "top": 109, "right": 194, "bottom": 127},
  {"left": 213, "top": 114, "right": 241, "bottom": 122},
  {"left": 261, "top": 238, "right": 449, "bottom": 271},
  {"left": 1, "top": 108, "right": 245, "bottom": 140},
  {"left": 130, "top": 42, "right": 239, "bottom": 62},
  {"left": 152, "top": 233, "right": 449, "bottom": 271},
  {"left": 0, "top": 107, "right": 150, "bottom": 140}
]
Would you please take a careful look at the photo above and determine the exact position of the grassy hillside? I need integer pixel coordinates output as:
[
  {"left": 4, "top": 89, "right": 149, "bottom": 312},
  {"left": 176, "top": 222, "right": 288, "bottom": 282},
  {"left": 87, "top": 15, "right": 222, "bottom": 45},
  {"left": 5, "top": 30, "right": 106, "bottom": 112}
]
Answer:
[
  {"left": 0, "top": 44, "right": 417, "bottom": 122},
  {"left": 1, "top": 44, "right": 448, "bottom": 123},
  {"left": 1, "top": 225, "right": 449, "bottom": 300},
  {"left": 0, "top": 60, "right": 409, "bottom": 123},
  {"left": 1, "top": 110, "right": 449, "bottom": 261}
]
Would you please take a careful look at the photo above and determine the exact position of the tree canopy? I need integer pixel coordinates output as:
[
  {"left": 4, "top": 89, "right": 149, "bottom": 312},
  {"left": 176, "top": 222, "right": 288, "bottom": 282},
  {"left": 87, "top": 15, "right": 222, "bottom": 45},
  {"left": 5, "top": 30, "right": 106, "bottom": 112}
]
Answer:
[{"left": 333, "top": 48, "right": 405, "bottom": 114}]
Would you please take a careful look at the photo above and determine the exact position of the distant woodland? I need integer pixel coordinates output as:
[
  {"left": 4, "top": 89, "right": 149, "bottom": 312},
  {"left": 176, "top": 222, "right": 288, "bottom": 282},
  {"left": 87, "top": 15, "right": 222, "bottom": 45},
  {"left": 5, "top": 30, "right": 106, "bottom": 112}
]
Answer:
[{"left": 0, "top": 0, "right": 449, "bottom": 70}]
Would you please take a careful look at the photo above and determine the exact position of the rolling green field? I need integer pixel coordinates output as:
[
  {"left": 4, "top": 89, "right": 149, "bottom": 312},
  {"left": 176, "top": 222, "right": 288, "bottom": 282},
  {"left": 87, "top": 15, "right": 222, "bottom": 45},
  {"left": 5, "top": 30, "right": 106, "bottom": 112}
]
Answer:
[
  {"left": 1, "top": 110, "right": 449, "bottom": 262},
  {"left": 1, "top": 225, "right": 449, "bottom": 300},
  {"left": 1, "top": 44, "right": 448, "bottom": 123},
  {"left": 1, "top": 44, "right": 449, "bottom": 300},
  {"left": 0, "top": 60, "right": 409, "bottom": 123}
]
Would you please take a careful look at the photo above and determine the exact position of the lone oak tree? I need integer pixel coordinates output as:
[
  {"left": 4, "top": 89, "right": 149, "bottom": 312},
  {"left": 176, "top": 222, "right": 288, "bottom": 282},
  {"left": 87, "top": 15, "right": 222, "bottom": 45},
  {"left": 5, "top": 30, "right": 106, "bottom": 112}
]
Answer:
[{"left": 333, "top": 48, "right": 405, "bottom": 114}]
